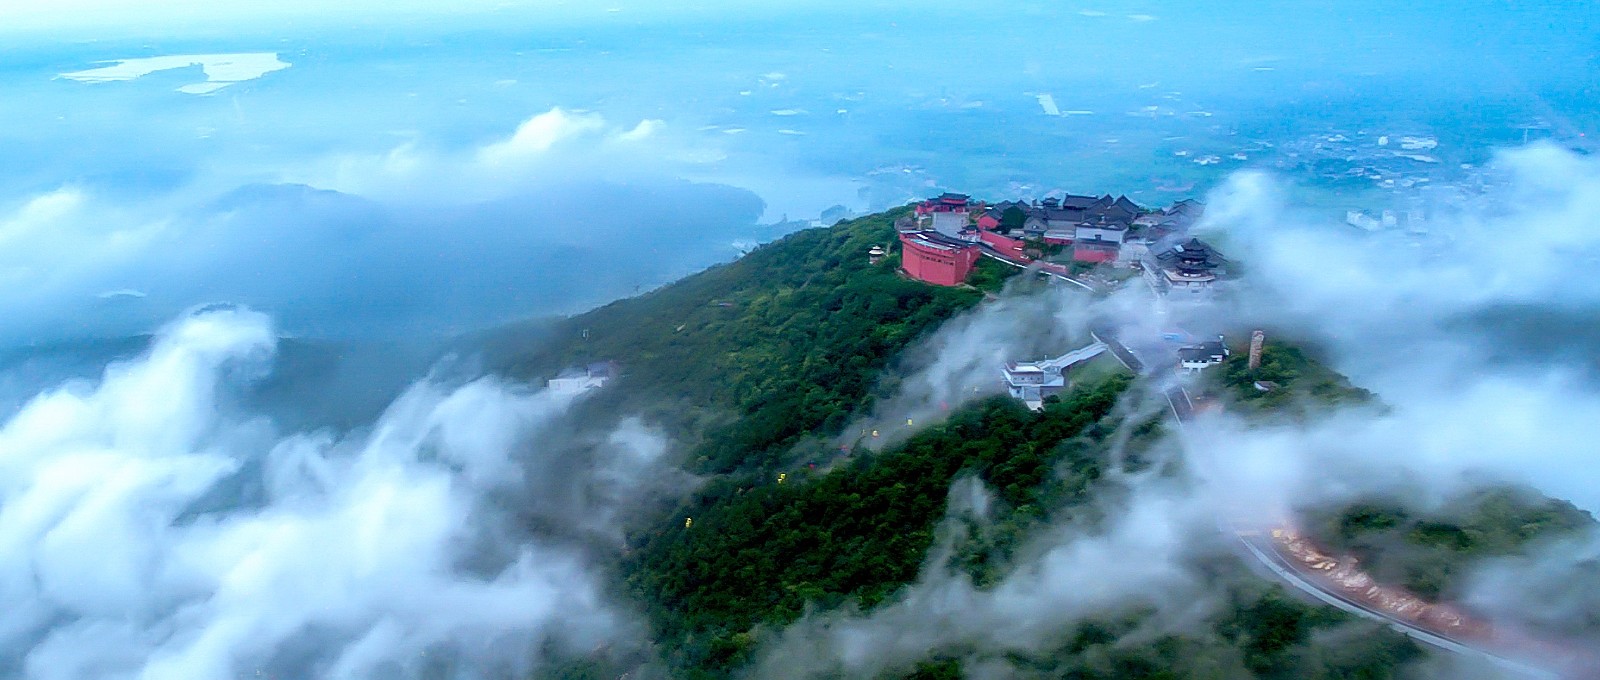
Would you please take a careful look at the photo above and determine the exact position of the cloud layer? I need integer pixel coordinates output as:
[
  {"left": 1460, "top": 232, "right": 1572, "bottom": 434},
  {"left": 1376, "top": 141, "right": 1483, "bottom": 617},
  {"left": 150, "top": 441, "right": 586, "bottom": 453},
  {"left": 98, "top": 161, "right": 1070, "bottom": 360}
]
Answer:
[
  {"left": 1194, "top": 143, "right": 1600, "bottom": 514},
  {"left": 754, "top": 474, "right": 1220, "bottom": 679},
  {"left": 1177, "top": 144, "right": 1600, "bottom": 669},
  {"left": 0, "top": 109, "right": 769, "bottom": 344},
  {"left": 0, "top": 307, "right": 666, "bottom": 679}
]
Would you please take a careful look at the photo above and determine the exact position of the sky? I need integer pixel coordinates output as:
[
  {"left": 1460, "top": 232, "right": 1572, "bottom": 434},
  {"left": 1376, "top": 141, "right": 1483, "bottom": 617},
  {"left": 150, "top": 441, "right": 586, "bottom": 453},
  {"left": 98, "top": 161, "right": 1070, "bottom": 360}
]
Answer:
[{"left": 2, "top": 0, "right": 1596, "bottom": 343}]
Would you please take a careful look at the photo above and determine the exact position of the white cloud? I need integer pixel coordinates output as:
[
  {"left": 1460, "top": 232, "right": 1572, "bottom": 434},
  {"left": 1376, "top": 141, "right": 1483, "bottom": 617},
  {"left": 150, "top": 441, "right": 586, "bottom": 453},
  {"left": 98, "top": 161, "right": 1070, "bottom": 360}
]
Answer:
[
  {"left": 843, "top": 284, "right": 1100, "bottom": 447},
  {"left": 1141, "top": 144, "right": 1600, "bottom": 517},
  {"left": 0, "top": 189, "right": 86, "bottom": 249},
  {"left": 476, "top": 108, "right": 609, "bottom": 165},
  {"left": 1161, "top": 144, "right": 1600, "bottom": 660},
  {"left": 299, "top": 107, "right": 714, "bottom": 203},
  {"left": 0, "top": 106, "right": 773, "bottom": 343},
  {"left": 0, "top": 307, "right": 660, "bottom": 678},
  {"left": 756, "top": 477, "right": 1218, "bottom": 677},
  {"left": 1209, "top": 144, "right": 1600, "bottom": 334},
  {"left": 774, "top": 143, "right": 1600, "bottom": 674},
  {"left": 0, "top": 188, "right": 167, "bottom": 290}
]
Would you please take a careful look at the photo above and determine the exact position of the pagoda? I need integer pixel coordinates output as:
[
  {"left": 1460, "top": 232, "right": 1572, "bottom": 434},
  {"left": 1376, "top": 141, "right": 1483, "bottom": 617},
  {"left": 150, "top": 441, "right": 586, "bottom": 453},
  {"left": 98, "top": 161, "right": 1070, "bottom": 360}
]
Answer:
[{"left": 1154, "top": 237, "right": 1225, "bottom": 295}]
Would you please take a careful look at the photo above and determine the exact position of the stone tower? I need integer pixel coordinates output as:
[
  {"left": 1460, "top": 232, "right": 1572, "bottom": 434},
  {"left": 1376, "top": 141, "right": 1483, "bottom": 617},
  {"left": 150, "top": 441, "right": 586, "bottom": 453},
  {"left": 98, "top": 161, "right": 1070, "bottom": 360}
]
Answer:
[{"left": 1248, "top": 330, "right": 1265, "bottom": 371}]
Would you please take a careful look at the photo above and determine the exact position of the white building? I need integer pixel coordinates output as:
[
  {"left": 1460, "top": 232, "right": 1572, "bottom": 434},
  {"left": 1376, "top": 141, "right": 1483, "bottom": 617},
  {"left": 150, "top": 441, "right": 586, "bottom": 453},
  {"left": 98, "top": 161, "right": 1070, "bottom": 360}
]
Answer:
[
  {"left": 930, "top": 210, "right": 969, "bottom": 238},
  {"left": 1074, "top": 221, "right": 1127, "bottom": 245},
  {"left": 1177, "top": 339, "right": 1228, "bottom": 373},
  {"left": 1003, "top": 342, "right": 1106, "bottom": 410}
]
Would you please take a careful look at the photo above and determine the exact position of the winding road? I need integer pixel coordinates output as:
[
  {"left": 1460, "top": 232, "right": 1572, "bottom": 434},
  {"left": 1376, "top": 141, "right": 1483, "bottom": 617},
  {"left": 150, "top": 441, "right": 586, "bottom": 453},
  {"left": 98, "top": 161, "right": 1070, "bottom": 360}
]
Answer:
[{"left": 1089, "top": 324, "right": 1571, "bottom": 678}]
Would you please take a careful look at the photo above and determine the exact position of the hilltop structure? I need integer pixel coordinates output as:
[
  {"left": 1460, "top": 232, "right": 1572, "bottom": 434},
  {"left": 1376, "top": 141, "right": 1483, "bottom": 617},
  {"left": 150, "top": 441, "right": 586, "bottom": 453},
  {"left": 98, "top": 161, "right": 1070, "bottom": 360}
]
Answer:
[
  {"left": 1177, "top": 338, "right": 1229, "bottom": 373},
  {"left": 898, "top": 228, "right": 980, "bottom": 286},
  {"left": 977, "top": 194, "right": 1148, "bottom": 263},
  {"left": 915, "top": 192, "right": 975, "bottom": 238},
  {"left": 1150, "top": 237, "right": 1226, "bottom": 296},
  {"left": 897, "top": 191, "right": 1204, "bottom": 287},
  {"left": 1002, "top": 342, "right": 1108, "bottom": 410}
]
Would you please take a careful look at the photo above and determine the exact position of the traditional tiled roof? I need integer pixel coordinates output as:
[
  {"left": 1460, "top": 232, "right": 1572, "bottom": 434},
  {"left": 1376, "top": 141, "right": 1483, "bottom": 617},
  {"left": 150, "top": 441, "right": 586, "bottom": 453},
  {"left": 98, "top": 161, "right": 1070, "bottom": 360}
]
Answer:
[
  {"left": 1156, "top": 237, "right": 1225, "bottom": 268},
  {"left": 1178, "top": 340, "right": 1228, "bottom": 363},
  {"left": 1060, "top": 194, "right": 1099, "bottom": 209}
]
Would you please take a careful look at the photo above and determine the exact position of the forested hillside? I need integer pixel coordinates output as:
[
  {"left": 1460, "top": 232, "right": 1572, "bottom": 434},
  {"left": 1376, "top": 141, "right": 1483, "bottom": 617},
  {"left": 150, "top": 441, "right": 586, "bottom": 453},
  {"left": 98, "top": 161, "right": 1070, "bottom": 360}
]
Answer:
[
  {"left": 1212, "top": 337, "right": 1374, "bottom": 415},
  {"left": 1304, "top": 487, "right": 1594, "bottom": 600},
  {"left": 486, "top": 208, "right": 1588, "bottom": 679},
  {"left": 622, "top": 372, "right": 1427, "bottom": 679},
  {"left": 487, "top": 207, "right": 990, "bottom": 473},
  {"left": 628, "top": 377, "right": 1131, "bottom": 676}
]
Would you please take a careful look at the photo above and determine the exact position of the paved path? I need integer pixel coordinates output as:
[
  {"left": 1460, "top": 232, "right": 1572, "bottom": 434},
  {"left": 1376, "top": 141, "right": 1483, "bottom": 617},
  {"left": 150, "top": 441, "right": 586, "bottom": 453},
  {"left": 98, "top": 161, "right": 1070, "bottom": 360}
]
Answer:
[
  {"left": 1095, "top": 317, "right": 1563, "bottom": 677},
  {"left": 1088, "top": 326, "right": 1144, "bottom": 373},
  {"left": 1039, "top": 265, "right": 1568, "bottom": 676},
  {"left": 1235, "top": 530, "right": 1557, "bottom": 678},
  {"left": 978, "top": 247, "right": 1096, "bottom": 292}
]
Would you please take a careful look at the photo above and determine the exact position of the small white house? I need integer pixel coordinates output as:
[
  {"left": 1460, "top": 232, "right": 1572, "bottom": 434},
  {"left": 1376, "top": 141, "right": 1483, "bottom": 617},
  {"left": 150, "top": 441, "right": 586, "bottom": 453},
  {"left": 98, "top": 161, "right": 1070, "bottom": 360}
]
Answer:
[{"left": 1177, "top": 339, "right": 1228, "bottom": 374}]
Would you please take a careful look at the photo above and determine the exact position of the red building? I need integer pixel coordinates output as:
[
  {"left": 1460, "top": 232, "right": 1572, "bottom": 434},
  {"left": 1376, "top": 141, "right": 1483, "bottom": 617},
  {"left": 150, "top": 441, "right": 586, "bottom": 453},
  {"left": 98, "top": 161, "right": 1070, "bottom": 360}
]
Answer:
[
  {"left": 914, "top": 192, "right": 972, "bottom": 216},
  {"left": 900, "top": 230, "right": 980, "bottom": 286},
  {"left": 915, "top": 193, "right": 976, "bottom": 238}
]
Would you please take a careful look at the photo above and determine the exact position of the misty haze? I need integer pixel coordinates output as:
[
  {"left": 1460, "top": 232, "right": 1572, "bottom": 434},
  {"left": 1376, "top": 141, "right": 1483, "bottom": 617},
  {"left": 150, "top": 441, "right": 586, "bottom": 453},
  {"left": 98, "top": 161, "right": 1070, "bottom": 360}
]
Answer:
[{"left": 2, "top": 1, "right": 1599, "bottom": 679}]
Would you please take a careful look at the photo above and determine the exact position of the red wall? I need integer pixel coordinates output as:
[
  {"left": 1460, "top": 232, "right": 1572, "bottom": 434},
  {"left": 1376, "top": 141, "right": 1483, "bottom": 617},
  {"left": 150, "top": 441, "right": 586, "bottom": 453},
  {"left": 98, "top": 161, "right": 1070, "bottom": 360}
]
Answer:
[
  {"left": 1073, "top": 244, "right": 1118, "bottom": 263},
  {"left": 901, "top": 234, "right": 978, "bottom": 286},
  {"left": 979, "top": 230, "right": 1027, "bottom": 259}
]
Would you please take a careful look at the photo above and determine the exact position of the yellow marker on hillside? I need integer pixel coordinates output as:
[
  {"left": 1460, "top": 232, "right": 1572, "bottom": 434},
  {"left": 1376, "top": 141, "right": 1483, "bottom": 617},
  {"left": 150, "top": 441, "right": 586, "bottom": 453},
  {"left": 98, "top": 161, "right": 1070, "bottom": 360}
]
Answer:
[
  {"left": 685, "top": 517, "right": 694, "bottom": 529},
  {"left": 871, "top": 430, "right": 879, "bottom": 437},
  {"left": 907, "top": 418, "right": 914, "bottom": 426},
  {"left": 777, "top": 473, "right": 787, "bottom": 485}
]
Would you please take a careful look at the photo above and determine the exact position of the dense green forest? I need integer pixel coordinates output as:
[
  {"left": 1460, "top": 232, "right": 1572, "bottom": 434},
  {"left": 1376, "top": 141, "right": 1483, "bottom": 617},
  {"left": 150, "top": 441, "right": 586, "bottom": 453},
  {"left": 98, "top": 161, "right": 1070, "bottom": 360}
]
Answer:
[
  {"left": 627, "top": 377, "right": 1132, "bottom": 676},
  {"left": 894, "top": 582, "right": 1421, "bottom": 680},
  {"left": 486, "top": 207, "right": 989, "bottom": 473},
  {"left": 622, "top": 372, "right": 1428, "bottom": 679},
  {"left": 1303, "top": 486, "right": 1594, "bottom": 600}
]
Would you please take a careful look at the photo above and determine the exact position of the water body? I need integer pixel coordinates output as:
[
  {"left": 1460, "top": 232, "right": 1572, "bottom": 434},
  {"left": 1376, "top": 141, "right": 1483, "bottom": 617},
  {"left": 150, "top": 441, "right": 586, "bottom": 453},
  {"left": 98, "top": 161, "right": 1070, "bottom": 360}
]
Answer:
[{"left": 59, "top": 52, "right": 290, "bottom": 94}]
